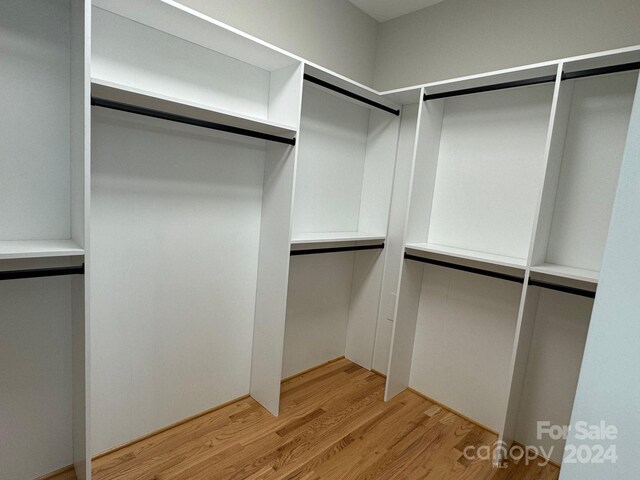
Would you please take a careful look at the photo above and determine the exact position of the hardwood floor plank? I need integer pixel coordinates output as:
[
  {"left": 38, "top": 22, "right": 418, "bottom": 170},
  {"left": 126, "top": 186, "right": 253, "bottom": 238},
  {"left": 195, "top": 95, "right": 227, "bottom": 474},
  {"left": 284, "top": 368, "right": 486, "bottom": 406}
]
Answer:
[{"left": 92, "top": 360, "right": 561, "bottom": 480}]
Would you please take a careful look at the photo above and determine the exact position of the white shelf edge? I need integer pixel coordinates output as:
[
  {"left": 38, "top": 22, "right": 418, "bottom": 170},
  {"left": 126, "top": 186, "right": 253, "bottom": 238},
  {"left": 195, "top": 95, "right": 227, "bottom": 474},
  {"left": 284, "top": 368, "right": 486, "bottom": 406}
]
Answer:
[
  {"left": 91, "top": 78, "right": 298, "bottom": 139},
  {"left": 0, "top": 240, "right": 85, "bottom": 260},
  {"left": 405, "top": 242, "right": 527, "bottom": 270},
  {"left": 291, "top": 232, "right": 386, "bottom": 245},
  {"left": 530, "top": 264, "right": 599, "bottom": 284},
  {"left": 379, "top": 45, "right": 640, "bottom": 97}
]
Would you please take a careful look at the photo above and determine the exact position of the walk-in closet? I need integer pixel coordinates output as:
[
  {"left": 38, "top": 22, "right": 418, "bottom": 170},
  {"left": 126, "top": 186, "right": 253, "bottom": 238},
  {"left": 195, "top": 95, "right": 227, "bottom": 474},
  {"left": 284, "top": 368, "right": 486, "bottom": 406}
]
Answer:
[{"left": 2, "top": 0, "right": 639, "bottom": 478}]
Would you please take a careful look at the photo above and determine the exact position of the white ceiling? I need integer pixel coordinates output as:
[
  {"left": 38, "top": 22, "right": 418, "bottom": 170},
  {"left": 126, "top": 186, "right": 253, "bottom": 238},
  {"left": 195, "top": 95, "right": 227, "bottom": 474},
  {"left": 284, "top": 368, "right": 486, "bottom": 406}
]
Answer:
[{"left": 349, "top": 0, "right": 447, "bottom": 22}]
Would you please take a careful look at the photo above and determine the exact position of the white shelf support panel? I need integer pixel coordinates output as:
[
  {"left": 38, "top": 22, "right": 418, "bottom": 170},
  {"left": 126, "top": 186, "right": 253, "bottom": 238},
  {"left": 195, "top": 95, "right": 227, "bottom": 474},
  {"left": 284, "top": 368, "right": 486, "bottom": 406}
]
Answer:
[
  {"left": 91, "top": 80, "right": 297, "bottom": 145},
  {"left": 1, "top": 1, "right": 90, "bottom": 479},
  {"left": 0, "top": 240, "right": 84, "bottom": 260},
  {"left": 250, "top": 64, "right": 305, "bottom": 416},
  {"left": 290, "top": 233, "right": 386, "bottom": 256}
]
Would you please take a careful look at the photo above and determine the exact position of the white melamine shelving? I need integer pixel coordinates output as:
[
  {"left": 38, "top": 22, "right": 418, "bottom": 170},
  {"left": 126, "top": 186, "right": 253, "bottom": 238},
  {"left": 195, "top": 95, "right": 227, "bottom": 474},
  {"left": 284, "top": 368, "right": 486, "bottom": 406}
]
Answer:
[
  {"left": 3, "top": 0, "right": 637, "bottom": 475},
  {"left": 530, "top": 264, "right": 599, "bottom": 284},
  {"left": 0, "top": 240, "right": 84, "bottom": 260},
  {"left": 1, "top": 1, "right": 90, "bottom": 479},
  {"left": 530, "top": 69, "right": 638, "bottom": 283},
  {"left": 88, "top": 0, "right": 307, "bottom": 443},
  {"left": 291, "top": 232, "right": 385, "bottom": 245},
  {"left": 498, "top": 56, "right": 640, "bottom": 463},
  {"left": 405, "top": 243, "right": 527, "bottom": 270},
  {"left": 92, "top": 1, "right": 301, "bottom": 129},
  {"left": 91, "top": 79, "right": 298, "bottom": 140},
  {"left": 385, "top": 69, "right": 556, "bottom": 427},
  {"left": 280, "top": 72, "right": 401, "bottom": 409},
  {"left": 385, "top": 49, "right": 640, "bottom": 468},
  {"left": 403, "top": 73, "right": 555, "bottom": 269}
]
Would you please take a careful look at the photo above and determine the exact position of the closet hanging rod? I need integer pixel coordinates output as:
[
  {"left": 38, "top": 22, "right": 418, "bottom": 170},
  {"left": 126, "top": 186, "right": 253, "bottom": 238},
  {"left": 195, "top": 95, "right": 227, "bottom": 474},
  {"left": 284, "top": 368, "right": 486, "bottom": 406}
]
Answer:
[
  {"left": 303, "top": 74, "right": 400, "bottom": 116},
  {"left": 528, "top": 278, "right": 596, "bottom": 299},
  {"left": 562, "top": 61, "right": 640, "bottom": 81},
  {"left": 423, "top": 74, "right": 557, "bottom": 101},
  {"left": 0, "top": 264, "right": 85, "bottom": 282},
  {"left": 404, "top": 253, "right": 525, "bottom": 284},
  {"left": 91, "top": 97, "right": 296, "bottom": 146},
  {"left": 291, "top": 243, "right": 385, "bottom": 256}
]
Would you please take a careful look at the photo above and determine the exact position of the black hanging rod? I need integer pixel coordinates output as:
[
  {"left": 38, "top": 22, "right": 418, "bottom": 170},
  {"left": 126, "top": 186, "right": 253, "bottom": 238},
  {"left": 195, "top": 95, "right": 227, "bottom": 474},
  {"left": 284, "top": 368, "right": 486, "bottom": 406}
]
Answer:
[
  {"left": 91, "top": 97, "right": 296, "bottom": 146},
  {"left": 528, "top": 278, "right": 596, "bottom": 299},
  {"left": 0, "top": 264, "right": 85, "bottom": 282},
  {"left": 404, "top": 253, "right": 524, "bottom": 284},
  {"left": 291, "top": 243, "right": 385, "bottom": 256},
  {"left": 423, "top": 74, "right": 557, "bottom": 101},
  {"left": 562, "top": 61, "right": 640, "bottom": 81},
  {"left": 304, "top": 74, "right": 400, "bottom": 116}
]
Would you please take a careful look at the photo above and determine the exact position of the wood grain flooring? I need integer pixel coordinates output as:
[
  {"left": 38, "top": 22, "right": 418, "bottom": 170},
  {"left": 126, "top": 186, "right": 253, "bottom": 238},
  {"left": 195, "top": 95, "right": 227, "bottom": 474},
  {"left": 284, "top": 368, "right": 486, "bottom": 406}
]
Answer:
[{"left": 59, "top": 358, "right": 561, "bottom": 479}]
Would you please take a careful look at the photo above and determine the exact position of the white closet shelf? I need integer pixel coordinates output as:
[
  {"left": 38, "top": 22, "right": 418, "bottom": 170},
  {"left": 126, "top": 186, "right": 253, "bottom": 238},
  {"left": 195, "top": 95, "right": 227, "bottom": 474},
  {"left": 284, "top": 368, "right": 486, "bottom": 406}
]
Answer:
[
  {"left": 93, "top": 0, "right": 298, "bottom": 71},
  {"left": 530, "top": 264, "right": 598, "bottom": 284},
  {"left": 291, "top": 232, "right": 386, "bottom": 245},
  {"left": 405, "top": 243, "right": 527, "bottom": 270},
  {"left": 91, "top": 79, "right": 298, "bottom": 141},
  {"left": 0, "top": 240, "right": 84, "bottom": 260}
]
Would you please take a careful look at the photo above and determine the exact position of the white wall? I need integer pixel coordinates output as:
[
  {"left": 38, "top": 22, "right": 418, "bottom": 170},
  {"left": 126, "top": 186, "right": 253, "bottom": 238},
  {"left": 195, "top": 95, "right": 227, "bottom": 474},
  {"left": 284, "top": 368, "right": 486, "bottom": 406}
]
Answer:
[
  {"left": 374, "top": 0, "right": 640, "bottom": 90},
  {"left": 177, "top": 0, "right": 378, "bottom": 86},
  {"left": 90, "top": 109, "right": 265, "bottom": 454},
  {"left": 560, "top": 76, "right": 640, "bottom": 479}
]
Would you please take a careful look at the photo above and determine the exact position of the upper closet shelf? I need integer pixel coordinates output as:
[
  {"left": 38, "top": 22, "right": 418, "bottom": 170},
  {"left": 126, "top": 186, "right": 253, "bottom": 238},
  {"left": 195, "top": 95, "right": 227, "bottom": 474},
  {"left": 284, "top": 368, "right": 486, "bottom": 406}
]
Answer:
[
  {"left": 530, "top": 264, "right": 598, "bottom": 284},
  {"left": 93, "top": 0, "right": 298, "bottom": 71},
  {"left": 91, "top": 80, "right": 298, "bottom": 145},
  {"left": 291, "top": 232, "right": 386, "bottom": 245},
  {"left": 0, "top": 240, "right": 84, "bottom": 260},
  {"left": 405, "top": 243, "right": 527, "bottom": 270}
]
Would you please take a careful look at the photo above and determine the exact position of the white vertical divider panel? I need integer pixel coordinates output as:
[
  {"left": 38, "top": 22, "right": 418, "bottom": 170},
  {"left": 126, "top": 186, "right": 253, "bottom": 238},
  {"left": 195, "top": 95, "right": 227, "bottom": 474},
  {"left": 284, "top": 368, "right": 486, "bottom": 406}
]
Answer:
[
  {"left": 268, "top": 64, "right": 304, "bottom": 127},
  {"left": 345, "top": 109, "right": 401, "bottom": 368},
  {"left": 372, "top": 104, "right": 419, "bottom": 374},
  {"left": 498, "top": 277, "right": 538, "bottom": 455},
  {"left": 70, "top": 0, "right": 91, "bottom": 477},
  {"left": 250, "top": 63, "right": 304, "bottom": 415},
  {"left": 405, "top": 98, "right": 444, "bottom": 244},
  {"left": 385, "top": 259, "right": 424, "bottom": 400},
  {"left": 385, "top": 89, "right": 439, "bottom": 399},
  {"left": 529, "top": 65, "right": 574, "bottom": 267},
  {"left": 499, "top": 67, "right": 565, "bottom": 459}
]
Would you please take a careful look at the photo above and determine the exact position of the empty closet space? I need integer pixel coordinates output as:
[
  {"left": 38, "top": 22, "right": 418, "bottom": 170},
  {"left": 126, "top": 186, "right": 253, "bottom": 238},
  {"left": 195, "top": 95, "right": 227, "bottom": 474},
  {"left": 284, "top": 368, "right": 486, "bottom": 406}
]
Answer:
[
  {"left": 0, "top": 0, "right": 86, "bottom": 258},
  {"left": 284, "top": 77, "right": 400, "bottom": 382},
  {"left": 405, "top": 72, "right": 556, "bottom": 269},
  {"left": 409, "top": 262, "right": 524, "bottom": 432},
  {"left": 513, "top": 286, "right": 594, "bottom": 464},
  {"left": 0, "top": 0, "right": 89, "bottom": 479},
  {"left": 89, "top": 1, "right": 302, "bottom": 455},
  {"left": 531, "top": 66, "right": 639, "bottom": 284}
]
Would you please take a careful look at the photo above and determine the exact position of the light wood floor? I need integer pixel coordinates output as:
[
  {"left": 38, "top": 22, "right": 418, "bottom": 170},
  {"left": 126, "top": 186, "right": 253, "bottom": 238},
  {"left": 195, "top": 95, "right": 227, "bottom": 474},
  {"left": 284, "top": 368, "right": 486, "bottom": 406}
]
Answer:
[{"left": 55, "top": 358, "right": 560, "bottom": 479}]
